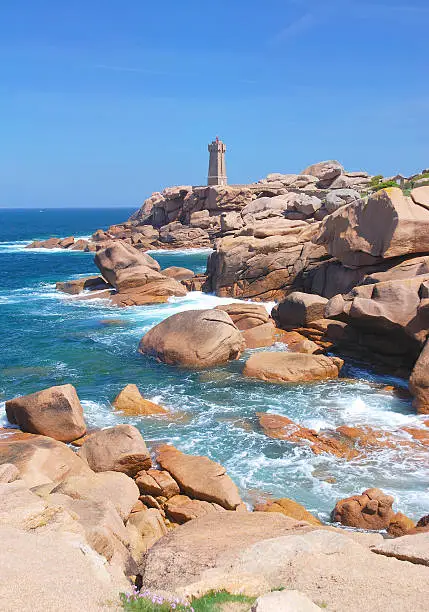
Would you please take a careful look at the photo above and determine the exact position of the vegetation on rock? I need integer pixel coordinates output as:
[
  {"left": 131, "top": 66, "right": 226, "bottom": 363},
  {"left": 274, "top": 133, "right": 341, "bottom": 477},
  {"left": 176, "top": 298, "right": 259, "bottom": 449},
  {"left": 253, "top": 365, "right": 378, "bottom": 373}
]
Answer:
[{"left": 121, "top": 589, "right": 255, "bottom": 611}]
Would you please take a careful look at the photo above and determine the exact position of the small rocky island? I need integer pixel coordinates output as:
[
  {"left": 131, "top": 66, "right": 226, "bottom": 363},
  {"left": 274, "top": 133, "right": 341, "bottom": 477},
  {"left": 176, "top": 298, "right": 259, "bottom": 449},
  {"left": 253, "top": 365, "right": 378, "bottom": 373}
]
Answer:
[{"left": 5, "top": 155, "right": 429, "bottom": 611}]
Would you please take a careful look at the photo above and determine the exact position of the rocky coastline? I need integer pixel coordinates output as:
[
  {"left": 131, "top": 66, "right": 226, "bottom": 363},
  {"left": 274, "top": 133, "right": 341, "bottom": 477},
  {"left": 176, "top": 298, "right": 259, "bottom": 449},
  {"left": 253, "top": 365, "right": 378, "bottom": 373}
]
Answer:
[
  {"left": 6, "top": 160, "right": 429, "bottom": 609},
  {"left": 1, "top": 381, "right": 429, "bottom": 610}
]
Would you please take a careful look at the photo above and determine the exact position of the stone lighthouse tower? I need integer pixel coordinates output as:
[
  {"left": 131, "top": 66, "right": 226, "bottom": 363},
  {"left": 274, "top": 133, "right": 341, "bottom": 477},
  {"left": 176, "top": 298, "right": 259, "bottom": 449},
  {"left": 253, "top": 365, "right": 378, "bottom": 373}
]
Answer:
[{"left": 207, "top": 136, "right": 227, "bottom": 186}]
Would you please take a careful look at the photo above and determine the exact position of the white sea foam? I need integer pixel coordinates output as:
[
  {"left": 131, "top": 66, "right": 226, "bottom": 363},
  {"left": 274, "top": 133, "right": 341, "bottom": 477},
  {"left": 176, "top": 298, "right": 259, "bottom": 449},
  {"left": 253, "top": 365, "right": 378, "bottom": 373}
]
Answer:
[{"left": 147, "top": 247, "right": 214, "bottom": 255}]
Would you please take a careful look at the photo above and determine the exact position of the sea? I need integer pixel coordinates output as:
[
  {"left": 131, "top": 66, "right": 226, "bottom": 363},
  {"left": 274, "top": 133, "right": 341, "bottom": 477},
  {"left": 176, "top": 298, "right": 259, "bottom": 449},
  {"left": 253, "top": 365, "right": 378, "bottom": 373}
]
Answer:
[{"left": 1, "top": 207, "right": 428, "bottom": 521}]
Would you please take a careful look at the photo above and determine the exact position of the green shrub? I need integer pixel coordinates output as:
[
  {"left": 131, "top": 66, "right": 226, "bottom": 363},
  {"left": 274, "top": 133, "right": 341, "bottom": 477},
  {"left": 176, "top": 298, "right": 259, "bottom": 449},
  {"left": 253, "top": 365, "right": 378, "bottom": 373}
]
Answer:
[
  {"left": 121, "top": 589, "right": 256, "bottom": 611},
  {"left": 373, "top": 180, "right": 400, "bottom": 191}
]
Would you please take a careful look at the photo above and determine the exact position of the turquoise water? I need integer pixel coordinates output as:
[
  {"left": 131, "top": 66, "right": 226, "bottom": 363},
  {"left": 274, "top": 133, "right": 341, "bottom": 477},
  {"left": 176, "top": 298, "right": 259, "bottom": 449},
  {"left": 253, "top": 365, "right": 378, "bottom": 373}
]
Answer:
[{"left": 1, "top": 208, "right": 429, "bottom": 521}]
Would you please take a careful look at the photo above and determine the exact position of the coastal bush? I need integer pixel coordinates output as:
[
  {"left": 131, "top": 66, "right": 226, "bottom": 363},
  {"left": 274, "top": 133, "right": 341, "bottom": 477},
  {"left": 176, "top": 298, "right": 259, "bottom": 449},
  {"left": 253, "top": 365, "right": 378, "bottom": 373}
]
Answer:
[
  {"left": 403, "top": 172, "right": 429, "bottom": 192},
  {"left": 121, "top": 589, "right": 255, "bottom": 611},
  {"left": 369, "top": 175, "right": 400, "bottom": 192}
]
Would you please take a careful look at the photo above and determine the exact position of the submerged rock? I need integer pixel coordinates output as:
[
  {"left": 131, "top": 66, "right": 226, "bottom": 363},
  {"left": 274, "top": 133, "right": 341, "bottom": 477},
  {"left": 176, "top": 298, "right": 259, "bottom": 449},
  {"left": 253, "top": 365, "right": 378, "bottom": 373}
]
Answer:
[
  {"left": 257, "top": 412, "right": 357, "bottom": 459},
  {"left": 139, "top": 308, "right": 245, "bottom": 368}
]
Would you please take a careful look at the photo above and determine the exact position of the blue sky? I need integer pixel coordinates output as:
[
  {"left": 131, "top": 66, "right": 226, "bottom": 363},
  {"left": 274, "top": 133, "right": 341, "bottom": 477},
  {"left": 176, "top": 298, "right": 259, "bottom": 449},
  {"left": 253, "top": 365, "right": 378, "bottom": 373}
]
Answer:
[{"left": 0, "top": 0, "right": 428, "bottom": 207}]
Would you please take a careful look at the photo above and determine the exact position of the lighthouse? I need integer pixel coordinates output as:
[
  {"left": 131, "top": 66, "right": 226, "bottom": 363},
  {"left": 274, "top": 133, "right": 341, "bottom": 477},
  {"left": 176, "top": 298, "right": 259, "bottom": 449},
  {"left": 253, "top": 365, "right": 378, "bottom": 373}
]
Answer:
[{"left": 207, "top": 136, "right": 227, "bottom": 186}]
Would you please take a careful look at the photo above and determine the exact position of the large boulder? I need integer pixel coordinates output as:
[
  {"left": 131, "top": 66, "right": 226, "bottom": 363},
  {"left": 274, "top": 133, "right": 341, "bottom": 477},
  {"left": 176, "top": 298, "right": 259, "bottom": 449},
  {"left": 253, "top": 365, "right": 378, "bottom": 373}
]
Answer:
[
  {"left": 94, "top": 240, "right": 188, "bottom": 305},
  {"left": 242, "top": 321, "right": 277, "bottom": 349},
  {"left": 139, "top": 309, "right": 245, "bottom": 368},
  {"left": 324, "top": 274, "right": 429, "bottom": 364},
  {"left": 94, "top": 240, "right": 160, "bottom": 287},
  {"left": 0, "top": 525, "right": 128, "bottom": 611},
  {"left": 77, "top": 425, "right": 151, "bottom": 477},
  {"left": 5, "top": 384, "right": 86, "bottom": 443},
  {"left": 113, "top": 265, "right": 165, "bottom": 292},
  {"left": 215, "top": 303, "right": 270, "bottom": 330},
  {"left": 52, "top": 471, "right": 139, "bottom": 520},
  {"left": 241, "top": 194, "right": 294, "bottom": 220},
  {"left": 302, "top": 160, "right": 343, "bottom": 187},
  {"left": 272, "top": 292, "right": 328, "bottom": 328},
  {"left": 159, "top": 223, "right": 210, "bottom": 246},
  {"left": 141, "top": 513, "right": 429, "bottom": 610},
  {"left": 206, "top": 185, "right": 253, "bottom": 212},
  {"left": 0, "top": 433, "right": 92, "bottom": 488},
  {"left": 332, "top": 488, "right": 395, "bottom": 530},
  {"left": 156, "top": 445, "right": 242, "bottom": 510},
  {"left": 325, "top": 188, "right": 360, "bottom": 213},
  {"left": 243, "top": 352, "right": 343, "bottom": 384},
  {"left": 315, "top": 188, "right": 429, "bottom": 268},
  {"left": 141, "top": 512, "right": 313, "bottom": 592}
]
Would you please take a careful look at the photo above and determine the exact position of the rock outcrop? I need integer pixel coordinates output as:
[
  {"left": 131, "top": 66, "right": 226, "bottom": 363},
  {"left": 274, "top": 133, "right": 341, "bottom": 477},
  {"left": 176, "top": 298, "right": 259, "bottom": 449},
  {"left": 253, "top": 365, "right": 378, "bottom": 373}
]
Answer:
[
  {"left": 332, "top": 488, "right": 395, "bottom": 530},
  {"left": 139, "top": 308, "right": 245, "bottom": 368},
  {"left": 5, "top": 384, "right": 87, "bottom": 443},
  {"left": 315, "top": 187, "right": 429, "bottom": 268},
  {"left": 26, "top": 236, "right": 95, "bottom": 251},
  {"left": 94, "top": 241, "right": 186, "bottom": 306},
  {"left": 77, "top": 425, "right": 151, "bottom": 477},
  {"left": 254, "top": 498, "right": 321, "bottom": 526},
  {"left": 141, "top": 514, "right": 429, "bottom": 611},
  {"left": 257, "top": 412, "right": 357, "bottom": 459},
  {"left": 156, "top": 445, "right": 242, "bottom": 510},
  {"left": 112, "top": 384, "right": 169, "bottom": 416},
  {"left": 56, "top": 275, "right": 110, "bottom": 295},
  {"left": 243, "top": 352, "right": 343, "bottom": 384},
  {"left": 0, "top": 432, "right": 92, "bottom": 487},
  {"left": 272, "top": 292, "right": 328, "bottom": 327}
]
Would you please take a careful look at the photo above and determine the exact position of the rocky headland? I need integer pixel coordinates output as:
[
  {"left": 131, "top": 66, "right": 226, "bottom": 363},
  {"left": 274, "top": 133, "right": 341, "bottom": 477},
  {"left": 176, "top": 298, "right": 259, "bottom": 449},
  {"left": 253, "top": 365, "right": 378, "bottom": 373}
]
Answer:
[{"left": 7, "top": 160, "right": 429, "bottom": 609}]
